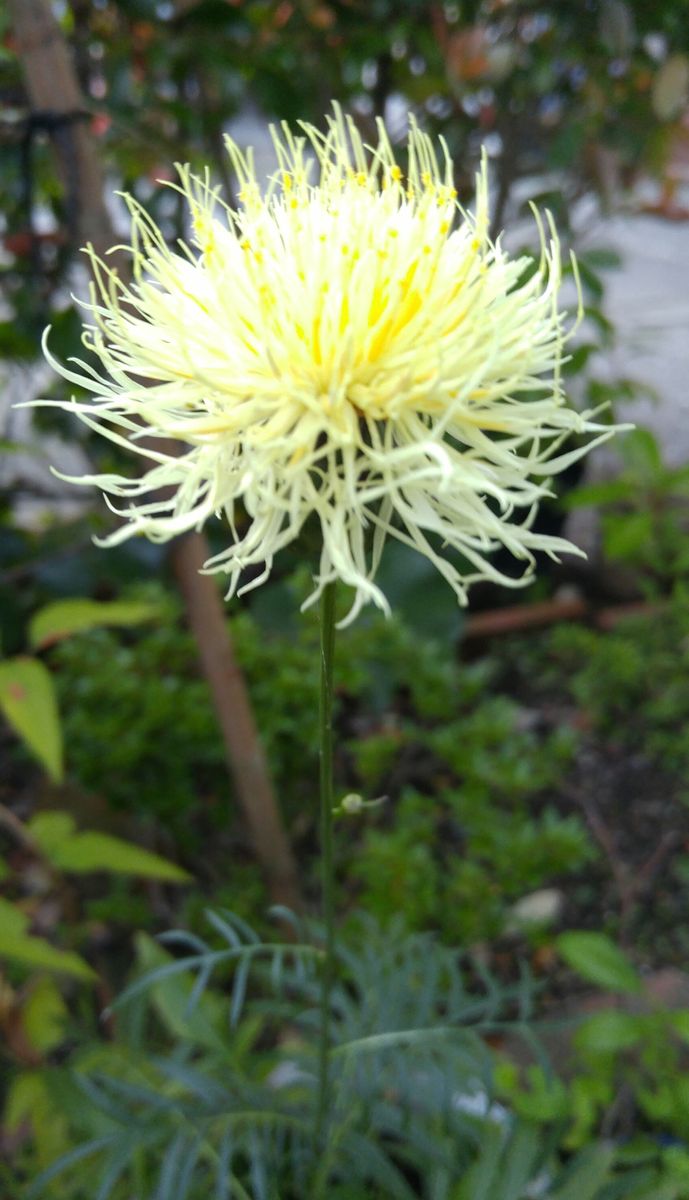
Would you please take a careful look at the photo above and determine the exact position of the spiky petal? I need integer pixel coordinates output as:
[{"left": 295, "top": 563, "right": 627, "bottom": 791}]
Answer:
[{"left": 40, "top": 110, "right": 614, "bottom": 622}]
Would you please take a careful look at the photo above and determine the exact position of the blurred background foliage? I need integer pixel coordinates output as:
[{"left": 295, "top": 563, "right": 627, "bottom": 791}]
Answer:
[{"left": 3, "top": 0, "right": 689, "bottom": 1196}]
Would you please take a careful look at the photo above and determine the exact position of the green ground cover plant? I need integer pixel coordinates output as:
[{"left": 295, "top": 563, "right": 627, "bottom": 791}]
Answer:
[
  {"left": 20, "top": 570, "right": 689, "bottom": 958},
  {"left": 515, "top": 588, "right": 689, "bottom": 798},
  {"left": 38, "top": 577, "right": 592, "bottom": 944},
  {"left": 566, "top": 430, "right": 689, "bottom": 593},
  {"left": 6, "top": 573, "right": 689, "bottom": 1194},
  {"left": 11, "top": 912, "right": 689, "bottom": 1200}
]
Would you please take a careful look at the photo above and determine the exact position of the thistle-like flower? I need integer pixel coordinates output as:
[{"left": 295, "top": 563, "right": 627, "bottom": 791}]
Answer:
[{"left": 42, "top": 110, "right": 613, "bottom": 622}]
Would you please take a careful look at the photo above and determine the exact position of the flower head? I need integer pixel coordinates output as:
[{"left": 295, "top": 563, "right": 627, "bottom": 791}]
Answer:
[{"left": 42, "top": 109, "right": 613, "bottom": 622}]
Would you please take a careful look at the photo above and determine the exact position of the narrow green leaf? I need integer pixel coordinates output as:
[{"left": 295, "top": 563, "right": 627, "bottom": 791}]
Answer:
[
  {"left": 0, "top": 657, "right": 63, "bottom": 781},
  {"left": 452, "top": 1123, "right": 502, "bottom": 1199},
  {"left": 26, "top": 1135, "right": 118, "bottom": 1199},
  {"left": 96, "top": 1141, "right": 137, "bottom": 1200},
  {"left": 342, "top": 1131, "right": 417, "bottom": 1200},
  {"left": 500, "top": 1123, "right": 541, "bottom": 1199},
  {"left": 549, "top": 1143, "right": 615, "bottom": 1199},
  {"left": 29, "top": 598, "right": 159, "bottom": 650},
  {"left": 556, "top": 932, "right": 641, "bottom": 994}
]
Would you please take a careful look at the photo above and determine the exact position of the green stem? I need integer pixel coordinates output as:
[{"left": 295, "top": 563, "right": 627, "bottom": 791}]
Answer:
[{"left": 316, "top": 580, "right": 337, "bottom": 1152}]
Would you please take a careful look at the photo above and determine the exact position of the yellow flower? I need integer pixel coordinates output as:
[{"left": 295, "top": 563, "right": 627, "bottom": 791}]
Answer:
[{"left": 41, "top": 109, "right": 614, "bottom": 623}]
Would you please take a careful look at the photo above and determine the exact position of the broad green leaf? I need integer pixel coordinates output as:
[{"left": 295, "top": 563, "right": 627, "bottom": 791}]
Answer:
[
  {"left": 49, "top": 832, "right": 190, "bottom": 882},
  {"left": 29, "top": 598, "right": 160, "bottom": 650},
  {"left": 28, "top": 811, "right": 75, "bottom": 857},
  {"left": 507, "top": 1064, "right": 569, "bottom": 1122},
  {"left": 0, "top": 321, "right": 36, "bottom": 359},
  {"left": 583, "top": 305, "right": 614, "bottom": 345},
  {"left": 670, "top": 1011, "right": 689, "bottom": 1044},
  {"left": 582, "top": 248, "right": 622, "bottom": 271},
  {"left": 564, "top": 479, "right": 635, "bottom": 510},
  {"left": 620, "top": 428, "right": 663, "bottom": 475},
  {"left": 4, "top": 1071, "right": 46, "bottom": 1133},
  {"left": 22, "top": 976, "right": 69, "bottom": 1053},
  {"left": 134, "top": 933, "right": 226, "bottom": 1051},
  {"left": 28, "top": 811, "right": 190, "bottom": 882},
  {"left": 0, "top": 896, "right": 28, "bottom": 938},
  {"left": 574, "top": 261, "right": 603, "bottom": 302},
  {"left": 368, "top": 539, "right": 464, "bottom": 641},
  {"left": 4, "top": 1072, "right": 74, "bottom": 1170},
  {"left": 0, "top": 933, "right": 95, "bottom": 980},
  {"left": 603, "top": 511, "right": 654, "bottom": 560},
  {"left": 574, "top": 1009, "right": 642, "bottom": 1054},
  {"left": 0, "top": 898, "right": 95, "bottom": 980},
  {"left": 0, "top": 657, "right": 63, "bottom": 781},
  {"left": 562, "top": 342, "right": 597, "bottom": 376},
  {"left": 557, "top": 932, "right": 641, "bottom": 994}
]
